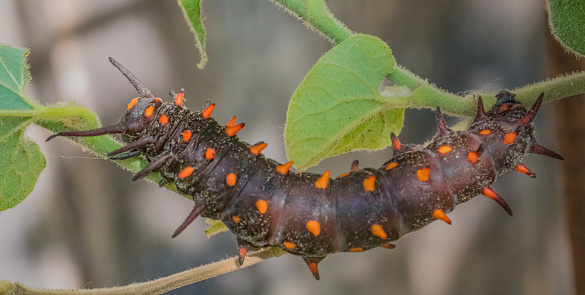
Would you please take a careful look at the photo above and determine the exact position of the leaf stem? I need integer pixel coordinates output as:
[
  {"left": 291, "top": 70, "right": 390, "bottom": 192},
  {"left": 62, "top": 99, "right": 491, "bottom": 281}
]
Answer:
[{"left": 0, "top": 248, "right": 286, "bottom": 295}]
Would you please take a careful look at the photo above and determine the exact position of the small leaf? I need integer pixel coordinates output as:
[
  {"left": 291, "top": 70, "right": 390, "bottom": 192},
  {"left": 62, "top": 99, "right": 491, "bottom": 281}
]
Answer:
[
  {"left": 285, "top": 34, "right": 403, "bottom": 170},
  {"left": 178, "top": 0, "right": 208, "bottom": 69},
  {"left": 204, "top": 219, "right": 229, "bottom": 238},
  {"left": 547, "top": 0, "right": 585, "bottom": 57},
  {"left": 0, "top": 45, "right": 46, "bottom": 211}
]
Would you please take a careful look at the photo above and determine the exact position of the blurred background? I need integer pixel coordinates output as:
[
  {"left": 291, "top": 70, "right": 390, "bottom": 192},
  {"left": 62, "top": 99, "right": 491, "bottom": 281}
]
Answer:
[{"left": 0, "top": 0, "right": 578, "bottom": 294}]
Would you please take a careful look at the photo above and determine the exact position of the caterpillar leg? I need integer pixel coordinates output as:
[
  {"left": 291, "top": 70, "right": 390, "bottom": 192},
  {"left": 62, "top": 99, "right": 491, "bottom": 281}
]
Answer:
[{"left": 302, "top": 256, "right": 325, "bottom": 280}]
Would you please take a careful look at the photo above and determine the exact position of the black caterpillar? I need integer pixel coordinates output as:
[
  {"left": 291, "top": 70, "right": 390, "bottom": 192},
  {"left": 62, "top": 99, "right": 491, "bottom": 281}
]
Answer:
[{"left": 47, "top": 58, "right": 564, "bottom": 280}]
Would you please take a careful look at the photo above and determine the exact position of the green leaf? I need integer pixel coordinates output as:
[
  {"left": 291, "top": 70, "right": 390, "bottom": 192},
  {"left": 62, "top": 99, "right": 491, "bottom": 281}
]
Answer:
[
  {"left": 547, "top": 0, "right": 585, "bottom": 57},
  {"left": 284, "top": 34, "right": 403, "bottom": 170},
  {"left": 178, "top": 0, "right": 208, "bottom": 69},
  {"left": 0, "top": 45, "right": 46, "bottom": 211}
]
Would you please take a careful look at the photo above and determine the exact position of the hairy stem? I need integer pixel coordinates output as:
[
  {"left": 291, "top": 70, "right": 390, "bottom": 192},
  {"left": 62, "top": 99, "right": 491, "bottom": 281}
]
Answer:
[{"left": 0, "top": 248, "right": 285, "bottom": 295}]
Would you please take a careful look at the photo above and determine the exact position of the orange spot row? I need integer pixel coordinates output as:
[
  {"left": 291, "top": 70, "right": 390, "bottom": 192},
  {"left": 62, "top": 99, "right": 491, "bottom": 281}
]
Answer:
[
  {"left": 205, "top": 148, "right": 215, "bottom": 160},
  {"left": 371, "top": 224, "right": 387, "bottom": 239},
  {"left": 438, "top": 145, "right": 452, "bottom": 154},
  {"left": 250, "top": 143, "right": 268, "bottom": 155},
  {"left": 277, "top": 161, "right": 293, "bottom": 175},
  {"left": 144, "top": 106, "right": 155, "bottom": 117},
  {"left": 256, "top": 200, "right": 268, "bottom": 214},
  {"left": 503, "top": 132, "right": 516, "bottom": 144},
  {"left": 315, "top": 170, "right": 330, "bottom": 189},
  {"left": 226, "top": 173, "right": 237, "bottom": 186},
  {"left": 283, "top": 242, "right": 296, "bottom": 249},
  {"left": 386, "top": 162, "right": 398, "bottom": 170},
  {"left": 468, "top": 151, "right": 479, "bottom": 163},
  {"left": 306, "top": 221, "right": 321, "bottom": 236},
  {"left": 417, "top": 167, "right": 430, "bottom": 182},
  {"left": 182, "top": 130, "right": 192, "bottom": 142},
  {"left": 179, "top": 167, "right": 193, "bottom": 179},
  {"left": 202, "top": 104, "right": 215, "bottom": 118},
  {"left": 363, "top": 175, "right": 376, "bottom": 191},
  {"left": 433, "top": 209, "right": 451, "bottom": 225},
  {"left": 127, "top": 98, "right": 139, "bottom": 110}
]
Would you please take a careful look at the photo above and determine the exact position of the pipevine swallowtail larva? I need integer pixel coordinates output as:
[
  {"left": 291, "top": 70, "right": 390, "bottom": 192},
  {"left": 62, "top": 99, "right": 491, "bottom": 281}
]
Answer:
[{"left": 47, "top": 58, "right": 563, "bottom": 280}]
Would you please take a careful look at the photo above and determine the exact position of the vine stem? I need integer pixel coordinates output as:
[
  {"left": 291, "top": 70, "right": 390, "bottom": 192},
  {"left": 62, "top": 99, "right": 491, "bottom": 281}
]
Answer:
[
  {"left": 0, "top": 248, "right": 285, "bottom": 295},
  {"left": 271, "top": 0, "right": 585, "bottom": 117}
]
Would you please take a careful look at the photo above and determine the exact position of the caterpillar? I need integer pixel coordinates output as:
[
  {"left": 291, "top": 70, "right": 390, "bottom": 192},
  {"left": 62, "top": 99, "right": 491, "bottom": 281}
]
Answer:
[{"left": 47, "top": 58, "right": 564, "bottom": 280}]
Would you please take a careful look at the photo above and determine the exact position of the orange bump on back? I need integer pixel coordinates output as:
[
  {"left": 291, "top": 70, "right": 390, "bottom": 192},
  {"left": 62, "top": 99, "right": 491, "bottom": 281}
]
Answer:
[
  {"left": 127, "top": 98, "right": 139, "bottom": 110},
  {"left": 202, "top": 104, "right": 215, "bottom": 118},
  {"left": 179, "top": 167, "right": 193, "bottom": 179},
  {"left": 479, "top": 129, "right": 491, "bottom": 135},
  {"left": 174, "top": 92, "right": 184, "bottom": 106},
  {"left": 468, "top": 151, "right": 479, "bottom": 163},
  {"left": 226, "top": 123, "right": 245, "bottom": 136},
  {"left": 438, "top": 145, "right": 452, "bottom": 154},
  {"left": 283, "top": 242, "right": 296, "bottom": 249},
  {"left": 226, "top": 116, "right": 237, "bottom": 128},
  {"left": 205, "top": 148, "right": 215, "bottom": 160},
  {"left": 363, "top": 175, "right": 376, "bottom": 191},
  {"left": 159, "top": 115, "right": 168, "bottom": 124},
  {"left": 256, "top": 200, "right": 268, "bottom": 214},
  {"left": 182, "top": 130, "right": 192, "bottom": 142},
  {"left": 315, "top": 170, "right": 330, "bottom": 189},
  {"left": 337, "top": 172, "right": 350, "bottom": 178},
  {"left": 503, "top": 132, "right": 516, "bottom": 144},
  {"left": 232, "top": 216, "right": 241, "bottom": 223},
  {"left": 144, "top": 106, "right": 155, "bottom": 117},
  {"left": 433, "top": 209, "right": 452, "bottom": 225},
  {"left": 226, "top": 173, "right": 237, "bottom": 186},
  {"left": 154, "top": 97, "right": 162, "bottom": 103},
  {"left": 250, "top": 143, "right": 268, "bottom": 155},
  {"left": 386, "top": 162, "right": 398, "bottom": 170},
  {"left": 306, "top": 221, "right": 321, "bottom": 236},
  {"left": 417, "top": 167, "right": 430, "bottom": 181},
  {"left": 277, "top": 161, "right": 293, "bottom": 175},
  {"left": 349, "top": 248, "right": 363, "bottom": 252},
  {"left": 371, "top": 224, "right": 387, "bottom": 239}
]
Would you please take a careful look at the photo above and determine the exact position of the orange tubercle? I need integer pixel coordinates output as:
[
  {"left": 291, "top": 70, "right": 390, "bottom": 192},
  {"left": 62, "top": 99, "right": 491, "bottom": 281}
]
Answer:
[
  {"left": 503, "top": 132, "right": 516, "bottom": 144},
  {"left": 127, "top": 98, "right": 139, "bottom": 110},
  {"left": 482, "top": 187, "right": 497, "bottom": 200},
  {"left": 283, "top": 242, "right": 296, "bottom": 249},
  {"left": 380, "top": 243, "right": 396, "bottom": 249},
  {"left": 479, "top": 129, "right": 491, "bottom": 135},
  {"left": 371, "top": 224, "right": 387, "bottom": 239},
  {"left": 250, "top": 143, "right": 268, "bottom": 155},
  {"left": 182, "top": 130, "right": 192, "bottom": 142},
  {"left": 226, "top": 173, "right": 237, "bottom": 186},
  {"left": 392, "top": 137, "right": 402, "bottom": 150},
  {"left": 256, "top": 200, "right": 268, "bottom": 214},
  {"left": 306, "top": 221, "right": 321, "bottom": 236},
  {"left": 337, "top": 172, "right": 350, "bottom": 178},
  {"left": 144, "top": 106, "right": 155, "bottom": 117},
  {"left": 416, "top": 167, "right": 430, "bottom": 182},
  {"left": 174, "top": 91, "right": 184, "bottom": 106},
  {"left": 363, "top": 175, "right": 376, "bottom": 191},
  {"left": 232, "top": 216, "right": 241, "bottom": 223},
  {"left": 178, "top": 167, "right": 193, "bottom": 179},
  {"left": 226, "top": 123, "right": 245, "bottom": 136},
  {"left": 315, "top": 170, "right": 330, "bottom": 189},
  {"left": 349, "top": 248, "right": 363, "bottom": 252},
  {"left": 433, "top": 209, "right": 452, "bottom": 225},
  {"left": 438, "top": 145, "right": 452, "bottom": 154},
  {"left": 202, "top": 104, "right": 215, "bottom": 118},
  {"left": 468, "top": 151, "right": 479, "bottom": 163},
  {"left": 159, "top": 115, "right": 168, "bottom": 124},
  {"left": 226, "top": 116, "right": 237, "bottom": 128},
  {"left": 386, "top": 162, "right": 398, "bottom": 170},
  {"left": 205, "top": 148, "right": 215, "bottom": 160},
  {"left": 277, "top": 161, "right": 293, "bottom": 175}
]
